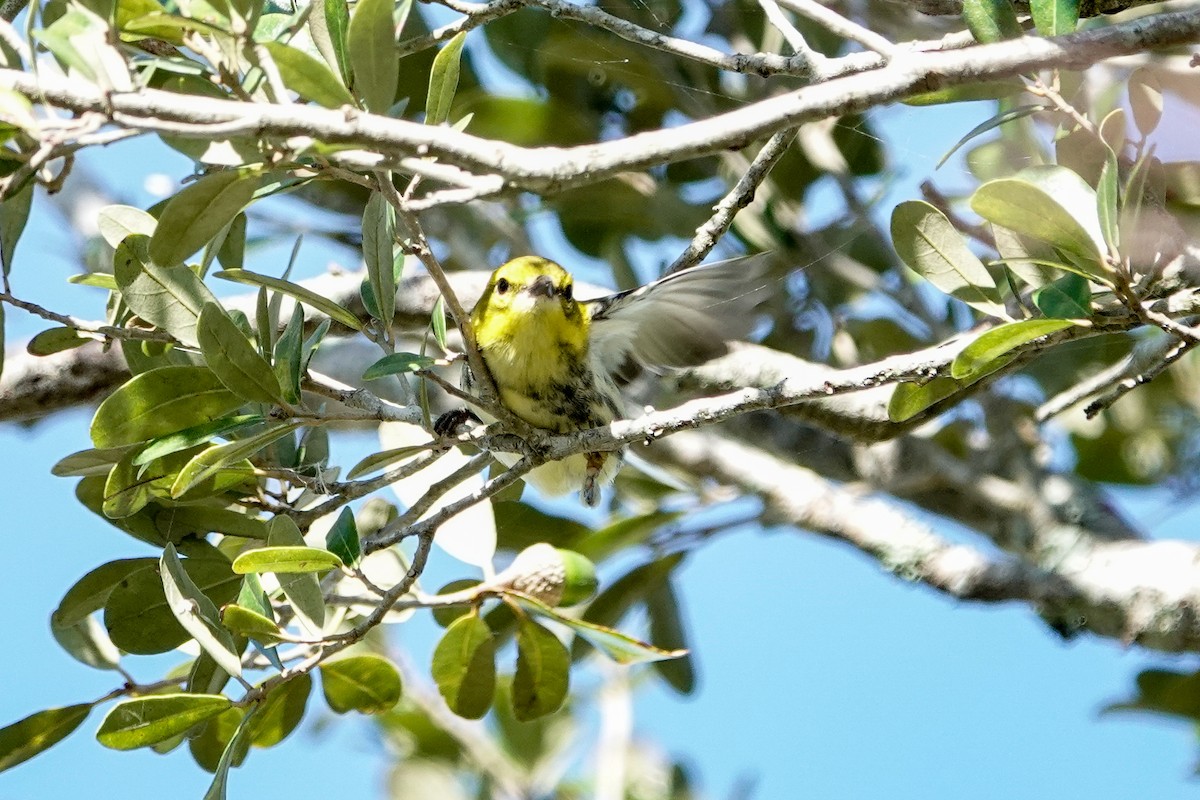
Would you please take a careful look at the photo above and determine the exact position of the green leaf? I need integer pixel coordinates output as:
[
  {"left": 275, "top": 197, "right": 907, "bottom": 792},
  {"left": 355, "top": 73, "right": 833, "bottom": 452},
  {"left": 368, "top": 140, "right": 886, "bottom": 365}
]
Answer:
[
  {"left": 513, "top": 593, "right": 687, "bottom": 665},
  {"left": 575, "top": 510, "right": 679, "bottom": 561},
  {"left": 97, "top": 694, "right": 231, "bottom": 750},
  {"left": 511, "top": 613, "right": 569, "bottom": 721},
  {"left": 104, "top": 559, "right": 240, "bottom": 654},
  {"left": 91, "top": 365, "right": 243, "bottom": 448},
  {"left": 97, "top": 204, "right": 156, "bottom": 248},
  {"left": 646, "top": 580, "right": 695, "bottom": 695},
  {"left": 197, "top": 303, "right": 286, "bottom": 405},
  {"left": 150, "top": 171, "right": 259, "bottom": 266},
  {"left": 1097, "top": 147, "right": 1120, "bottom": 254},
  {"left": 169, "top": 421, "right": 302, "bottom": 498},
  {"left": 431, "top": 612, "right": 496, "bottom": 719},
  {"left": 961, "top": 0, "right": 1022, "bottom": 43},
  {"left": 320, "top": 655, "right": 403, "bottom": 714},
  {"left": 68, "top": 272, "right": 119, "bottom": 289},
  {"left": 51, "top": 561, "right": 156, "bottom": 628},
  {"left": 971, "top": 167, "right": 1109, "bottom": 282},
  {"left": 247, "top": 674, "right": 312, "bottom": 747},
  {"left": 0, "top": 704, "right": 92, "bottom": 773},
  {"left": 362, "top": 191, "right": 397, "bottom": 324},
  {"left": 114, "top": 235, "right": 220, "bottom": 347},
  {"left": 272, "top": 303, "right": 304, "bottom": 404},
  {"left": 267, "top": 516, "right": 326, "bottom": 633},
  {"left": 325, "top": 507, "right": 361, "bottom": 567},
  {"left": 1032, "top": 273, "right": 1091, "bottom": 319},
  {"left": 133, "top": 414, "right": 265, "bottom": 466},
  {"left": 201, "top": 709, "right": 253, "bottom": 799},
  {"left": 309, "top": 0, "right": 350, "bottom": 84},
  {"left": 236, "top": 572, "right": 273, "bottom": 618},
  {"left": 362, "top": 352, "right": 437, "bottom": 380},
  {"left": 425, "top": 31, "right": 466, "bottom": 125},
  {"left": 347, "top": 0, "right": 398, "bottom": 113},
  {"left": 103, "top": 448, "right": 153, "bottom": 518},
  {"left": 891, "top": 201, "right": 1007, "bottom": 319},
  {"left": 220, "top": 603, "right": 284, "bottom": 644},
  {"left": 0, "top": 181, "right": 33, "bottom": 277},
  {"left": 26, "top": 326, "right": 93, "bottom": 356},
  {"left": 52, "top": 614, "right": 122, "bottom": 671},
  {"left": 161, "top": 543, "right": 244, "bottom": 678},
  {"left": 950, "top": 319, "right": 1080, "bottom": 381},
  {"left": 232, "top": 545, "right": 343, "bottom": 574},
  {"left": 346, "top": 444, "right": 425, "bottom": 479},
  {"left": 263, "top": 41, "right": 355, "bottom": 108},
  {"left": 1030, "top": 0, "right": 1078, "bottom": 36},
  {"left": 430, "top": 294, "right": 447, "bottom": 351},
  {"left": 887, "top": 377, "right": 961, "bottom": 423}
]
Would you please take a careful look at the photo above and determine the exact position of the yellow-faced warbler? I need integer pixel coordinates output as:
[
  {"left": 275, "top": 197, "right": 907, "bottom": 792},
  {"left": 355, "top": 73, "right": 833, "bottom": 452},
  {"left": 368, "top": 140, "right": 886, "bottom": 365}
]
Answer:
[{"left": 444, "top": 254, "right": 765, "bottom": 506}]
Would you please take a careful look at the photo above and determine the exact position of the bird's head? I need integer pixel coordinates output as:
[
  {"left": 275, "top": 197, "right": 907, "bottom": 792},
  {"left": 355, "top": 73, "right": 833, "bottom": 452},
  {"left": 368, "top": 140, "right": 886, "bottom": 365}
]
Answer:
[{"left": 472, "top": 256, "right": 586, "bottom": 340}]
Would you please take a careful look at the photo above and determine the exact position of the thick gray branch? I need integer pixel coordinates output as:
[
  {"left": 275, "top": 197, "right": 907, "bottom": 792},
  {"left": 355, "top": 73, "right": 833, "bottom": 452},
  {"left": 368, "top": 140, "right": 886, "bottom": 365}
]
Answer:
[
  {"left": 3, "top": 8, "right": 1197, "bottom": 196},
  {"left": 655, "top": 431, "right": 1200, "bottom": 654}
]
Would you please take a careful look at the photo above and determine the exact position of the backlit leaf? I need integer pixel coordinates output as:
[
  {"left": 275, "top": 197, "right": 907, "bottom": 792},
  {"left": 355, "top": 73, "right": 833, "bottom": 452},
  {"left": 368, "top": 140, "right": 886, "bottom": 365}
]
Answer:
[
  {"left": 324, "top": 507, "right": 361, "bottom": 567},
  {"left": 320, "top": 655, "right": 403, "bottom": 714},
  {"left": 891, "top": 200, "right": 1007, "bottom": 319},
  {"left": 247, "top": 675, "right": 311, "bottom": 747},
  {"left": 104, "top": 559, "right": 240, "bottom": 654},
  {"left": 950, "top": 318, "right": 1079, "bottom": 381},
  {"left": 232, "top": 546, "right": 343, "bottom": 574},
  {"left": 511, "top": 613, "right": 569, "bottom": 721},
  {"left": 263, "top": 41, "right": 355, "bottom": 108},
  {"left": 169, "top": 421, "right": 302, "bottom": 498},
  {"left": 91, "top": 366, "right": 243, "bottom": 448},
  {"left": 0, "top": 704, "right": 92, "bottom": 773},
  {"left": 161, "top": 543, "right": 243, "bottom": 678},
  {"left": 150, "top": 171, "right": 259, "bottom": 267},
  {"left": 97, "top": 694, "right": 231, "bottom": 750},
  {"left": 114, "top": 235, "right": 219, "bottom": 347},
  {"left": 347, "top": 0, "right": 398, "bottom": 113},
  {"left": 432, "top": 612, "right": 495, "bottom": 719},
  {"left": 198, "top": 303, "right": 285, "bottom": 405}
]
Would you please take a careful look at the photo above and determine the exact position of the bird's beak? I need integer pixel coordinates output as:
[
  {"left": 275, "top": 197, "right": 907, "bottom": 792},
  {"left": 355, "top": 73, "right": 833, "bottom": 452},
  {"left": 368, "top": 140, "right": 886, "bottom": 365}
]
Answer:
[{"left": 527, "top": 274, "right": 555, "bottom": 300}]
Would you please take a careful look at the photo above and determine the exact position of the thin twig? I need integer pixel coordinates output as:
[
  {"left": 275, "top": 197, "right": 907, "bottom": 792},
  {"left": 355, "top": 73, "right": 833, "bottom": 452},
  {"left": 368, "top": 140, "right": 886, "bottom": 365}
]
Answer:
[
  {"left": 668, "top": 129, "right": 799, "bottom": 273},
  {"left": 776, "top": 0, "right": 901, "bottom": 58}
]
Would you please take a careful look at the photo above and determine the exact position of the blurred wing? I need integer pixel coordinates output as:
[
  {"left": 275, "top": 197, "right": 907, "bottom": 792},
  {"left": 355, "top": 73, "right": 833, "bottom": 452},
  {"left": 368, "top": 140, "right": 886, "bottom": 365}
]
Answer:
[{"left": 585, "top": 254, "right": 768, "bottom": 377}]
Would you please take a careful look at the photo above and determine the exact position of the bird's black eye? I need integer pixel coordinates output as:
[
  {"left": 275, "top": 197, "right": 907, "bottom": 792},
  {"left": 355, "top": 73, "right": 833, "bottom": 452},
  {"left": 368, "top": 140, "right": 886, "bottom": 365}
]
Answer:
[
  {"left": 562, "top": 283, "right": 573, "bottom": 301},
  {"left": 495, "top": 278, "right": 510, "bottom": 294}
]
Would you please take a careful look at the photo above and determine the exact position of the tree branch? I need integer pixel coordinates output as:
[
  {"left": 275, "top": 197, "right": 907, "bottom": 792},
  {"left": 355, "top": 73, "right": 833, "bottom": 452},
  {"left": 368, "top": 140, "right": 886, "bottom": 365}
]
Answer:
[{"left": 4, "top": 8, "right": 1197, "bottom": 197}]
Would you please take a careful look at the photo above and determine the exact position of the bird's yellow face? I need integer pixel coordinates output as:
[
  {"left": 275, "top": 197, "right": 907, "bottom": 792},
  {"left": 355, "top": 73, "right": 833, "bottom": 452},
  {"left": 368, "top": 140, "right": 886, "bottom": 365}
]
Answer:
[{"left": 470, "top": 256, "right": 588, "bottom": 357}]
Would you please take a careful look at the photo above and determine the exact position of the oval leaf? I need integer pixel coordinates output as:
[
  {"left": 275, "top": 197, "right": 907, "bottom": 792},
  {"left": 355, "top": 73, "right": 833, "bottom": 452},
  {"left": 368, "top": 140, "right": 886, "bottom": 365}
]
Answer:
[
  {"left": 247, "top": 675, "right": 312, "bottom": 747},
  {"left": 161, "top": 543, "right": 243, "bottom": 678},
  {"left": 347, "top": 0, "right": 398, "bottom": 113},
  {"left": 891, "top": 201, "right": 1007, "bottom": 319},
  {"left": 169, "top": 421, "right": 303, "bottom": 498},
  {"left": 0, "top": 704, "right": 92, "bottom": 773},
  {"left": 114, "top": 236, "right": 220, "bottom": 347},
  {"left": 432, "top": 612, "right": 496, "bottom": 719},
  {"left": 197, "top": 303, "right": 286, "bottom": 405},
  {"left": 104, "top": 559, "right": 240, "bottom": 655},
  {"left": 511, "top": 614, "right": 569, "bottom": 721},
  {"left": 971, "top": 167, "right": 1108, "bottom": 281},
  {"left": 363, "top": 352, "right": 440, "bottom": 381},
  {"left": 267, "top": 516, "right": 326, "bottom": 634},
  {"left": 221, "top": 604, "right": 284, "bottom": 644},
  {"left": 425, "top": 31, "right": 466, "bottom": 126},
  {"left": 232, "top": 545, "right": 343, "bottom": 574},
  {"left": 263, "top": 41, "right": 355, "bottom": 108},
  {"left": 324, "top": 507, "right": 361, "bottom": 567},
  {"left": 887, "top": 377, "right": 961, "bottom": 423},
  {"left": 91, "top": 366, "right": 243, "bottom": 448},
  {"left": 97, "top": 694, "right": 231, "bottom": 750},
  {"left": 950, "top": 318, "right": 1080, "bottom": 381},
  {"left": 149, "top": 171, "right": 259, "bottom": 267},
  {"left": 52, "top": 557, "right": 156, "bottom": 629},
  {"left": 320, "top": 655, "right": 403, "bottom": 714}
]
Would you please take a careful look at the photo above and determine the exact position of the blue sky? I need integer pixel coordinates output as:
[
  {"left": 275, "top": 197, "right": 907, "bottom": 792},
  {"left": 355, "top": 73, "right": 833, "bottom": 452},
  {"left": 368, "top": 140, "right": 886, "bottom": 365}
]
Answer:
[{"left": 5, "top": 49, "right": 1200, "bottom": 800}]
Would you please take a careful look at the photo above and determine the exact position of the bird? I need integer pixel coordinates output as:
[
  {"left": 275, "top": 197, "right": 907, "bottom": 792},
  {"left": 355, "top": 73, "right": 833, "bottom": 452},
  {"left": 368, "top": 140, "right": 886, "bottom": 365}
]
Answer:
[{"left": 441, "top": 254, "right": 766, "bottom": 506}]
